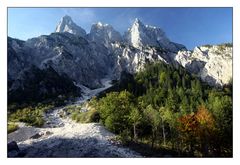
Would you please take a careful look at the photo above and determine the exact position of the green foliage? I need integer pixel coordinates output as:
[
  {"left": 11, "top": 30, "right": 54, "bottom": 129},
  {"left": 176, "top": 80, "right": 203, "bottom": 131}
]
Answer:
[
  {"left": 7, "top": 123, "right": 19, "bottom": 134},
  {"left": 97, "top": 91, "right": 134, "bottom": 133},
  {"left": 91, "top": 61, "right": 232, "bottom": 157},
  {"left": 8, "top": 66, "right": 80, "bottom": 104},
  {"left": 8, "top": 103, "right": 54, "bottom": 127},
  {"left": 71, "top": 109, "right": 100, "bottom": 123}
]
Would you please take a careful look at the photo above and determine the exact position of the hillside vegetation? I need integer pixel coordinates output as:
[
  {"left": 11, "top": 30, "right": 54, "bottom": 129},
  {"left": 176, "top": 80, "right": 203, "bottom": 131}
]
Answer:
[{"left": 88, "top": 62, "right": 232, "bottom": 157}]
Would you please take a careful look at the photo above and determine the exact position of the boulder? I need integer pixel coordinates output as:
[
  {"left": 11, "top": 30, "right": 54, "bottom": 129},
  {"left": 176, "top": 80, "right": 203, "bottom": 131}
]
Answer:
[
  {"left": 8, "top": 141, "right": 25, "bottom": 157},
  {"left": 8, "top": 141, "right": 19, "bottom": 152},
  {"left": 30, "top": 132, "right": 44, "bottom": 139}
]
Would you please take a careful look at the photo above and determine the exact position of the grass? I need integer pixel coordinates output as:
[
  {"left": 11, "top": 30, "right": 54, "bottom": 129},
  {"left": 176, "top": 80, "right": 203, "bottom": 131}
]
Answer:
[{"left": 7, "top": 123, "right": 19, "bottom": 134}]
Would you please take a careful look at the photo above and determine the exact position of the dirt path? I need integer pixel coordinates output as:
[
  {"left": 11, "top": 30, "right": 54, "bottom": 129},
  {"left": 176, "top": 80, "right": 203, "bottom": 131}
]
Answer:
[{"left": 8, "top": 78, "right": 141, "bottom": 157}]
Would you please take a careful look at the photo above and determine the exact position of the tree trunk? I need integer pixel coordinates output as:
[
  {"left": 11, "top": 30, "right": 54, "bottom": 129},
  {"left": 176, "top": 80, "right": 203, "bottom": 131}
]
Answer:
[
  {"left": 151, "top": 131, "right": 155, "bottom": 148},
  {"left": 133, "top": 124, "right": 137, "bottom": 142},
  {"left": 203, "top": 143, "right": 209, "bottom": 157},
  {"left": 162, "top": 121, "right": 166, "bottom": 146}
]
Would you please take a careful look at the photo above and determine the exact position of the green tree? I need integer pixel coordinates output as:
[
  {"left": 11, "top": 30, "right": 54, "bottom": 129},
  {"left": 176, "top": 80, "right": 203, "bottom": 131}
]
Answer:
[
  {"left": 144, "top": 104, "right": 161, "bottom": 148},
  {"left": 129, "top": 107, "right": 142, "bottom": 141},
  {"left": 98, "top": 91, "right": 134, "bottom": 133}
]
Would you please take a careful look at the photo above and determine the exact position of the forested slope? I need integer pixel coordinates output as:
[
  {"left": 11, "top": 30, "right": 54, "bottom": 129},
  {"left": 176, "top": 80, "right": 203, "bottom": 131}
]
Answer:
[{"left": 90, "top": 62, "right": 232, "bottom": 157}]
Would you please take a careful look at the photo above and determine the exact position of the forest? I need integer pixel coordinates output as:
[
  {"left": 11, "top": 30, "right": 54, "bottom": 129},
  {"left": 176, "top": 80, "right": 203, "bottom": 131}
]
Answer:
[{"left": 88, "top": 62, "right": 232, "bottom": 157}]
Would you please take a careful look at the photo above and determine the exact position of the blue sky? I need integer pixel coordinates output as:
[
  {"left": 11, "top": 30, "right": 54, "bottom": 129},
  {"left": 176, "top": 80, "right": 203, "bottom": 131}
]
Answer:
[{"left": 8, "top": 8, "right": 232, "bottom": 49}]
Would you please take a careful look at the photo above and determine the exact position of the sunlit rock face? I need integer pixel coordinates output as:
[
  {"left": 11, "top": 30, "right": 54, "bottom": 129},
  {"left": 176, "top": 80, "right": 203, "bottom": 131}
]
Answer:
[
  {"left": 124, "top": 18, "right": 186, "bottom": 52},
  {"left": 175, "top": 44, "right": 232, "bottom": 86},
  {"left": 87, "top": 22, "right": 122, "bottom": 48},
  {"left": 55, "top": 15, "right": 86, "bottom": 37}
]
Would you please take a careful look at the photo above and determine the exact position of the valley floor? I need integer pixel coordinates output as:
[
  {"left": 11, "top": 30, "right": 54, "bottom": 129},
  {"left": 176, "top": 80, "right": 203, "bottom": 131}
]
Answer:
[
  {"left": 8, "top": 112, "right": 141, "bottom": 157},
  {"left": 8, "top": 78, "right": 141, "bottom": 157}
]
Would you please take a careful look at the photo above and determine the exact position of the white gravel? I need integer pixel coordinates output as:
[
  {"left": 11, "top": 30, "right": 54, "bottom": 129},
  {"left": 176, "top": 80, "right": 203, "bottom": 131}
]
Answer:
[{"left": 8, "top": 78, "right": 141, "bottom": 157}]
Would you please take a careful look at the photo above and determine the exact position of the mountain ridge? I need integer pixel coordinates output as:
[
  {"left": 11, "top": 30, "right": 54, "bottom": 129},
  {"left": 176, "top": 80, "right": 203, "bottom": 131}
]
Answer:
[{"left": 8, "top": 15, "right": 232, "bottom": 102}]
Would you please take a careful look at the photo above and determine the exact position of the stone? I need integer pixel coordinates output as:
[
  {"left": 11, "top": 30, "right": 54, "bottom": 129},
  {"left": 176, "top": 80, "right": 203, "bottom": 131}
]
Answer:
[
  {"left": 30, "top": 132, "right": 43, "bottom": 139},
  {"left": 8, "top": 141, "right": 22, "bottom": 158},
  {"left": 45, "top": 131, "right": 53, "bottom": 135},
  {"left": 8, "top": 141, "right": 19, "bottom": 152}
]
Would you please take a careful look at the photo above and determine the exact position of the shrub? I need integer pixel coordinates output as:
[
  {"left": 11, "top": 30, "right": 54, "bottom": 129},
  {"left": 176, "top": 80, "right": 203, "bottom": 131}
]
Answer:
[
  {"left": 72, "top": 109, "right": 100, "bottom": 123},
  {"left": 8, "top": 105, "right": 48, "bottom": 127},
  {"left": 7, "top": 123, "right": 19, "bottom": 134}
]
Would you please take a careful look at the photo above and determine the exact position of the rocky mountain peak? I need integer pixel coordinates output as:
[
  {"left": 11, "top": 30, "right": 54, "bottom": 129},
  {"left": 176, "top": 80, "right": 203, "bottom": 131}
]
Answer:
[
  {"left": 61, "top": 15, "right": 72, "bottom": 22},
  {"left": 95, "top": 22, "right": 109, "bottom": 27},
  {"left": 55, "top": 15, "right": 86, "bottom": 37},
  {"left": 88, "top": 21, "right": 122, "bottom": 47},
  {"left": 91, "top": 22, "right": 112, "bottom": 29},
  {"left": 8, "top": 16, "right": 231, "bottom": 91},
  {"left": 132, "top": 18, "right": 145, "bottom": 27},
  {"left": 125, "top": 18, "right": 185, "bottom": 52}
]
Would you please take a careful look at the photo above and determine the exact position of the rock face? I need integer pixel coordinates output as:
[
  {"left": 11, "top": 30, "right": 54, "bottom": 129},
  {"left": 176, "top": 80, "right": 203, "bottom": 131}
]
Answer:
[
  {"left": 8, "top": 37, "right": 31, "bottom": 82},
  {"left": 8, "top": 32, "right": 114, "bottom": 90},
  {"left": 88, "top": 22, "right": 122, "bottom": 48},
  {"left": 55, "top": 15, "right": 86, "bottom": 37},
  {"left": 175, "top": 44, "right": 232, "bottom": 86},
  {"left": 124, "top": 18, "right": 186, "bottom": 52},
  {"left": 111, "top": 43, "right": 171, "bottom": 78},
  {"left": 8, "top": 16, "right": 232, "bottom": 101}
]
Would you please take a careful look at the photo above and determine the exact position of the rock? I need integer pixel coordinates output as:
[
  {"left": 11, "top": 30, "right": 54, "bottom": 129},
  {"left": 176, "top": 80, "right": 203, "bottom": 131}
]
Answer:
[
  {"left": 88, "top": 22, "right": 122, "bottom": 48},
  {"left": 8, "top": 150, "right": 19, "bottom": 157},
  {"left": 45, "top": 131, "right": 53, "bottom": 135},
  {"left": 175, "top": 44, "right": 232, "bottom": 86},
  {"left": 30, "top": 132, "right": 43, "bottom": 139},
  {"left": 8, "top": 141, "right": 22, "bottom": 157},
  {"left": 8, "top": 141, "right": 19, "bottom": 152},
  {"left": 55, "top": 15, "right": 86, "bottom": 37},
  {"left": 8, "top": 15, "right": 232, "bottom": 94},
  {"left": 124, "top": 18, "right": 186, "bottom": 52}
]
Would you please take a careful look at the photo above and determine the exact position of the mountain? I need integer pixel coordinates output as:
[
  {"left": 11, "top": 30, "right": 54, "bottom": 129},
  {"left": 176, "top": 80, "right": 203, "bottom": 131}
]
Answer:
[
  {"left": 8, "top": 65, "right": 80, "bottom": 103},
  {"left": 55, "top": 15, "right": 86, "bottom": 37},
  {"left": 111, "top": 43, "right": 171, "bottom": 79},
  {"left": 124, "top": 18, "right": 186, "bottom": 52},
  {"left": 7, "top": 16, "right": 232, "bottom": 103},
  {"left": 87, "top": 22, "right": 122, "bottom": 48},
  {"left": 175, "top": 43, "right": 232, "bottom": 86},
  {"left": 8, "top": 32, "right": 114, "bottom": 90}
]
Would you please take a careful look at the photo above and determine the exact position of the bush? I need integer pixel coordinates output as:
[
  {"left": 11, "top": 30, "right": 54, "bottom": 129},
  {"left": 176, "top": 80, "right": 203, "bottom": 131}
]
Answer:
[
  {"left": 72, "top": 109, "right": 100, "bottom": 123},
  {"left": 8, "top": 105, "right": 48, "bottom": 127},
  {"left": 7, "top": 123, "right": 19, "bottom": 134}
]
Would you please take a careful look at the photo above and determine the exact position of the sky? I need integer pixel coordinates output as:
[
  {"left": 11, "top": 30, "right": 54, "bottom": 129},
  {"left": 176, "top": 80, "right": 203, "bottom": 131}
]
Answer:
[{"left": 8, "top": 8, "right": 232, "bottom": 50}]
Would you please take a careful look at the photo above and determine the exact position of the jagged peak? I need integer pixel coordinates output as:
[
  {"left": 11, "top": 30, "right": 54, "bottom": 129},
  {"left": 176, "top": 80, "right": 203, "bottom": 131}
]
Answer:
[
  {"left": 62, "top": 15, "right": 72, "bottom": 21},
  {"left": 132, "top": 19, "right": 159, "bottom": 30},
  {"left": 92, "top": 22, "right": 111, "bottom": 28},
  {"left": 132, "top": 18, "right": 145, "bottom": 27},
  {"left": 97, "top": 22, "right": 103, "bottom": 26},
  {"left": 133, "top": 18, "right": 141, "bottom": 23},
  {"left": 55, "top": 15, "right": 86, "bottom": 37},
  {"left": 58, "top": 15, "right": 75, "bottom": 26},
  {"left": 89, "top": 21, "right": 122, "bottom": 47}
]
